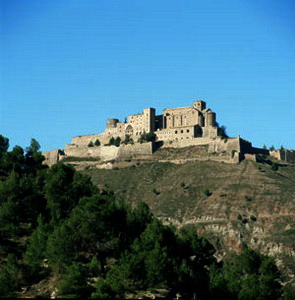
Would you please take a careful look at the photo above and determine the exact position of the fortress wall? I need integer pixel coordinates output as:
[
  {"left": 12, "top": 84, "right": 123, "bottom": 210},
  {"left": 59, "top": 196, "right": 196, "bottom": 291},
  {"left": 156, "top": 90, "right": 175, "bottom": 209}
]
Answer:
[
  {"left": 280, "top": 150, "right": 295, "bottom": 163},
  {"left": 239, "top": 138, "right": 253, "bottom": 154},
  {"left": 43, "top": 149, "right": 61, "bottom": 166},
  {"left": 118, "top": 142, "right": 153, "bottom": 157},
  {"left": 270, "top": 150, "right": 281, "bottom": 160},
  {"left": 251, "top": 147, "right": 269, "bottom": 155},
  {"left": 64, "top": 146, "right": 90, "bottom": 157},
  {"left": 99, "top": 146, "right": 119, "bottom": 161},
  {"left": 162, "top": 137, "right": 212, "bottom": 148},
  {"left": 202, "top": 127, "right": 218, "bottom": 139},
  {"left": 71, "top": 134, "right": 102, "bottom": 146},
  {"left": 64, "top": 144, "right": 119, "bottom": 161},
  {"left": 208, "top": 137, "right": 240, "bottom": 153}
]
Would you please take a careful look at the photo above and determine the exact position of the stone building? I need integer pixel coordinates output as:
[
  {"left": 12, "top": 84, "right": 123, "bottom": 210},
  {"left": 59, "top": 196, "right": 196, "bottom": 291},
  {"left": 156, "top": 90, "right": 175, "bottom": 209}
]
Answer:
[{"left": 101, "top": 100, "right": 218, "bottom": 144}]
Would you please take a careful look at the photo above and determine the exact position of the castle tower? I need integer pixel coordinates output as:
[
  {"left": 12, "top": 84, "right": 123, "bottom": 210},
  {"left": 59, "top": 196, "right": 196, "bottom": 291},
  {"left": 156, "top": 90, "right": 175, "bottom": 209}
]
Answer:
[
  {"left": 193, "top": 100, "right": 206, "bottom": 111},
  {"left": 205, "top": 111, "right": 216, "bottom": 127},
  {"left": 143, "top": 108, "right": 156, "bottom": 133},
  {"left": 106, "top": 118, "right": 119, "bottom": 128}
]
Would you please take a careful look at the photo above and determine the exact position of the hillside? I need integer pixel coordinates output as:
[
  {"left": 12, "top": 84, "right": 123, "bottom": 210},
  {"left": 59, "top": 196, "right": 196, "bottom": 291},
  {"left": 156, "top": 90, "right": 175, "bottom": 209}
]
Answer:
[{"left": 83, "top": 155, "right": 295, "bottom": 279}]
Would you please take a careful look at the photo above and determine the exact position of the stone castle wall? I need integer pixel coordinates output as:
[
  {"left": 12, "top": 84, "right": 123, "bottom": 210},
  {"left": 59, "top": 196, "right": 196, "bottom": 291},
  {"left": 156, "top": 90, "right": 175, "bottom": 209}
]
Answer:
[{"left": 270, "top": 150, "right": 295, "bottom": 163}]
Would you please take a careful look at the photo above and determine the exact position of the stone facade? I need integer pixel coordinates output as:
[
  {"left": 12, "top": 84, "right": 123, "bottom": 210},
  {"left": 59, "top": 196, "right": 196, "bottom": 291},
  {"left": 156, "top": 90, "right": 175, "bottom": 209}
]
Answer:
[{"left": 68, "top": 100, "right": 218, "bottom": 149}]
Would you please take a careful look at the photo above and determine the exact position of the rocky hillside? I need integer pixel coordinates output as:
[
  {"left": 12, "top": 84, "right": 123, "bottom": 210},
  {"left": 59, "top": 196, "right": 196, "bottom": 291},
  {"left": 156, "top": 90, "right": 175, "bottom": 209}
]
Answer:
[{"left": 80, "top": 153, "right": 295, "bottom": 282}]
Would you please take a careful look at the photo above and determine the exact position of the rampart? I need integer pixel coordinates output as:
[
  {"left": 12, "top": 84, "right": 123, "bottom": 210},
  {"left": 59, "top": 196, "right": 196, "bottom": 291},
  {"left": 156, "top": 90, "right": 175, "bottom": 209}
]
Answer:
[{"left": 270, "top": 150, "right": 295, "bottom": 163}]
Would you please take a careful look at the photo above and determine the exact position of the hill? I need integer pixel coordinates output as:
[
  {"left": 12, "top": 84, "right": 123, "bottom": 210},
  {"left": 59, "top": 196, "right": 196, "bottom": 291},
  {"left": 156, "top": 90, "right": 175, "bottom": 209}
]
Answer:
[{"left": 82, "top": 154, "right": 295, "bottom": 279}]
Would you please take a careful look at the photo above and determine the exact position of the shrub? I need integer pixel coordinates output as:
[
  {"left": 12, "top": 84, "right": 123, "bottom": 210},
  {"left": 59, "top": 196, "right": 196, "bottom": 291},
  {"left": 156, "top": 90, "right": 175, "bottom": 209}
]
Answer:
[
  {"left": 250, "top": 215, "right": 257, "bottom": 221},
  {"left": 58, "top": 263, "right": 93, "bottom": 298},
  {"left": 122, "top": 135, "right": 133, "bottom": 145},
  {"left": 108, "top": 137, "right": 121, "bottom": 147},
  {"left": 94, "top": 139, "right": 101, "bottom": 146},
  {"left": 237, "top": 214, "right": 242, "bottom": 221},
  {"left": 231, "top": 150, "right": 237, "bottom": 158},
  {"left": 245, "top": 196, "right": 252, "bottom": 202},
  {"left": 271, "top": 163, "right": 279, "bottom": 171},
  {"left": 88, "top": 141, "right": 94, "bottom": 147},
  {"left": 204, "top": 189, "right": 212, "bottom": 197},
  {"left": 180, "top": 182, "right": 185, "bottom": 188},
  {"left": 152, "top": 188, "right": 160, "bottom": 195},
  {"left": 138, "top": 132, "right": 156, "bottom": 143}
]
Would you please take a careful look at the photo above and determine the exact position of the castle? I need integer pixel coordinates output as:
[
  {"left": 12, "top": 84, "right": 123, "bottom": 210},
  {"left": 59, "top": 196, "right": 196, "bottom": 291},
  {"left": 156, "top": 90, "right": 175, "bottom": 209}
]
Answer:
[
  {"left": 43, "top": 99, "right": 295, "bottom": 166},
  {"left": 71, "top": 100, "right": 219, "bottom": 147}
]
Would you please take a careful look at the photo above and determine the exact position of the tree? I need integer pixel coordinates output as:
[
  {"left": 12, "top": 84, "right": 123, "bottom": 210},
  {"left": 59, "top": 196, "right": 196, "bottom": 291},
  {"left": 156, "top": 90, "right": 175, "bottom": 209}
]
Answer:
[
  {"left": 88, "top": 141, "right": 94, "bottom": 147},
  {"left": 0, "top": 135, "right": 9, "bottom": 158},
  {"left": 0, "top": 254, "right": 22, "bottom": 297},
  {"left": 209, "top": 249, "right": 282, "bottom": 300},
  {"left": 217, "top": 125, "right": 228, "bottom": 138},
  {"left": 24, "top": 215, "right": 50, "bottom": 274},
  {"left": 94, "top": 139, "right": 101, "bottom": 146},
  {"left": 67, "top": 194, "right": 128, "bottom": 271},
  {"left": 58, "top": 263, "right": 93, "bottom": 298},
  {"left": 46, "top": 222, "right": 80, "bottom": 272},
  {"left": 25, "top": 138, "right": 45, "bottom": 174},
  {"left": 123, "top": 135, "right": 133, "bottom": 145},
  {"left": 45, "top": 163, "right": 95, "bottom": 223},
  {"left": 138, "top": 132, "right": 156, "bottom": 143}
]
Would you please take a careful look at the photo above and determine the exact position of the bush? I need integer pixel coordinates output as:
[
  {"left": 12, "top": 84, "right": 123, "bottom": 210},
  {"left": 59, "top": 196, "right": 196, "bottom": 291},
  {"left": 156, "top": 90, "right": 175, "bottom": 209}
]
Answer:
[
  {"left": 237, "top": 214, "right": 242, "bottom": 221},
  {"left": 138, "top": 132, "right": 156, "bottom": 143},
  {"left": 250, "top": 215, "right": 257, "bottom": 221},
  {"left": 94, "top": 139, "right": 101, "bottom": 146},
  {"left": 88, "top": 141, "right": 94, "bottom": 147},
  {"left": 0, "top": 254, "right": 22, "bottom": 298},
  {"left": 152, "top": 188, "right": 160, "bottom": 195},
  {"left": 245, "top": 196, "right": 252, "bottom": 202},
  {"left": 122, "top": 135, "right": 133, "bottom": 145},
  {"left": 204, "top": 189, "right": 212, "bottom": 197},
  {"left": 58, "top": 263, "right": 93, "bottom": 298},
  {"left": 231, "top": 150, "right": 237, "bottom": 158},
  {"left": 271, "top": 163, "right": 279, "bottom": 171}
]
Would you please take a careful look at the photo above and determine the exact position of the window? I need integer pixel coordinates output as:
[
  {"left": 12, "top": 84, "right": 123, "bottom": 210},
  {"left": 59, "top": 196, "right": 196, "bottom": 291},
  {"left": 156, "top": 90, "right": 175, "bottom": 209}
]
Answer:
[
  {"left": 175, "top": 130, "right": 178, "bottom": 134},
  {"left": 187, "top": 129, "right": 190, "bottom": 133}
]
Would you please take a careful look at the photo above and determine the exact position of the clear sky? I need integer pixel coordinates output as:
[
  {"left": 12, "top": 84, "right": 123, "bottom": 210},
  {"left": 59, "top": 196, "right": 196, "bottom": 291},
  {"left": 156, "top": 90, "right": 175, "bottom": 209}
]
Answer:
[{"left": 1, "top": 0, "right": 294, "bottom": 152}]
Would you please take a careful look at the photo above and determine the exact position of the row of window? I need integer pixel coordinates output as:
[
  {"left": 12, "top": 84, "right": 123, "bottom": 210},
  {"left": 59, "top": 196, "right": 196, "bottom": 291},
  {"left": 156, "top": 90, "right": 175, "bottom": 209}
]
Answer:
[
  {"left": 159, "top": 129, "right": 190, "bottom": 135},
  {"left": 175, "top": 129, "right": 190, "bottom": 134}
]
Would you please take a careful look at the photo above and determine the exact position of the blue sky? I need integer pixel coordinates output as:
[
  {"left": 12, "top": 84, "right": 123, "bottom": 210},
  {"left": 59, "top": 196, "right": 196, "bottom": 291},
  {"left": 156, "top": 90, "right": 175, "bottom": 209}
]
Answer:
[{"left": 1, "top": 0, "right": 294, "bottom": 151}]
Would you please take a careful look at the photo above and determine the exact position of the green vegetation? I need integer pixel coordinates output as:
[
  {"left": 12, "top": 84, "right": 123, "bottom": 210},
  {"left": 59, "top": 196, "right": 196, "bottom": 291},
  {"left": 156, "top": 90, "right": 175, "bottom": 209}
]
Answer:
[
  {"left": 217, "top": 125, "right": 228, "bottom": 139},
  {"left": 245, "top": 196, "right": 252, "bottom": 202},
  {"left": 0, "top": 135, "right": 289, "bottom": 298},
  {"left": 271, "top": 162, "right": 279, "bottom": 171},
  {"left": 88, "top": 141, "right": 94, "bottom": 147},
  {"left": 204, "top": 189, "right": 212, "bottom": 197},
  {"left": 250, "top": 215, "right": 257, "bottom": 221},
  {"left": 107, "top": 137, "right": 121, "bottom": 147},
  {"left": 138, "top": 132, "right": 156, "bottom": 143},
  {"left": 94, "top": 139, "right": 101, "bottom": 146},
  {"left": 122, "top": 134, "right": 133, "bottom": 145},
  {"left": 231, "top": 150, "right": 237, "bottom": 158}
]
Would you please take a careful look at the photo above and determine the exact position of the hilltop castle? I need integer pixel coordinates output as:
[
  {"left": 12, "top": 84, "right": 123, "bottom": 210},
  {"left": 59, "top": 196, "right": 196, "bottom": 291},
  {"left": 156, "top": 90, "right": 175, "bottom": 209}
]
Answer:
[
  {"left": 43, "top": 99, "right": 295, "bottom": 166},
  {"left": 102, "top": 100, "right": 218, "bottom": 143}
]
